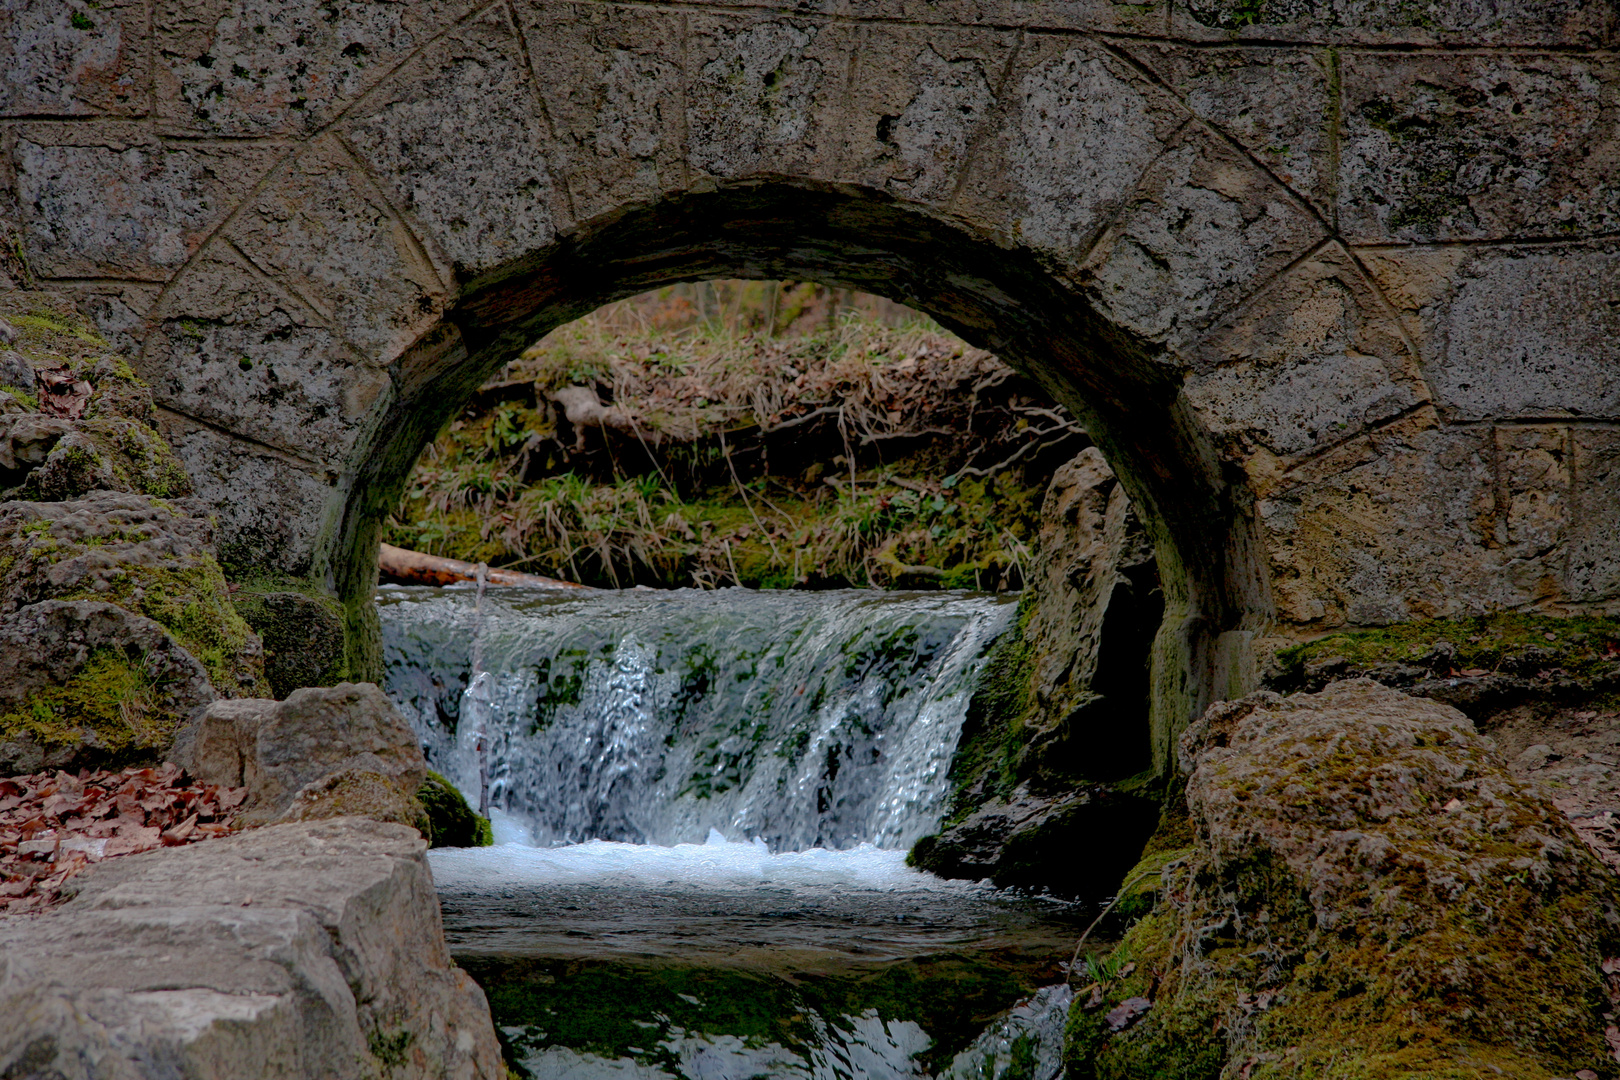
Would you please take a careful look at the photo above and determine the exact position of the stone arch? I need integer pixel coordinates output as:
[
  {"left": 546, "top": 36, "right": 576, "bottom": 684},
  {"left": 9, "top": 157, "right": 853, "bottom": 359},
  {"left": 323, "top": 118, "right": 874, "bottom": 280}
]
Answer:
[{"left": 9, "top": 0, "right": 1617, "bottom": 771}]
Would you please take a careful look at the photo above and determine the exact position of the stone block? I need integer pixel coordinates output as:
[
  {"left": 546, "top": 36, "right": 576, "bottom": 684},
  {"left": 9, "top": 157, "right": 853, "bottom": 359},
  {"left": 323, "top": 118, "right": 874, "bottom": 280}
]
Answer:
[
  {"left": 834, "top": 25, "right": 1017, "bottom": 208},
  {"left": 0, "top": 817, "right": 503, "bottom": 1080},
  {"left": 182, "top": 682, "right": 427, "bottom": 826},
  {"left": 509, "top": 2, "right": 688, "bottom": 228},
  {"left": 0, "top": 0, "right": 148, "bottom": 116},
  {"left": 1361, "top": 243, "right": 1620, "bottom": 421},
  {"left": 1185, "top": 243, "right": 1425, "bottom": 459},
  {"left": 143, "top": 244, "right": 394, "bottom": 462},
  {"left": 953, "top": 34, "right": 1182, "bottom": 269},
  {"left": 12, "top": 124, "right": 284, "bottom": 280},
  {"left": 1121, "top": 42, "right": 1334, "bottom": 217},
  {"left": 152, "top": 0, "right": 478, "bottom": 136},
  {"left": 226, "top": 136, "right": 448, "bottom": 365},
  {"left": 1566, "top": 427, "right": 1620, "bottom": 605},
  {"left": 683, "top": 13, "right": 846, "bottom": 182},
  {"left": 1079, "top": 126, "right": 1323, "bottom": 350},
  {"left": 1170, "top": 0, "right": 1613, "bottom": 46},
  {"left": 1340, "top": 53, "right": 1620, "bottom": 243},
  {"left": 342, "top": 5, "right": 559, "bottom": 284}
]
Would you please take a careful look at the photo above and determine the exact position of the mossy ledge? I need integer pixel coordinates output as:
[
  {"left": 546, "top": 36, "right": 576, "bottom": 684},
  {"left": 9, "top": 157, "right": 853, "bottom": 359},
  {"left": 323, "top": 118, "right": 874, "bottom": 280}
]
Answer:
[{"left": 1065, "top": 680, "right": 1620, "bottom": 1080}]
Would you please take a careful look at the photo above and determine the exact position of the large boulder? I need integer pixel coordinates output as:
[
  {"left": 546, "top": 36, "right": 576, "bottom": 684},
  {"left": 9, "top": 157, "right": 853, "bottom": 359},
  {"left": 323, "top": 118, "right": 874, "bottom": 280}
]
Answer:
[
  {"left": 1067, "top": 679, "right": 1620, "bottom": 1079},
  {"left": 0, "top": 491, "right": 266, "bottom": 696},
  {"left": 0, "top": 599, "right": 215, "bottom": 774},
  {"left": 0, "top": 817, "right": 503, "bottom": 1080},
  {"left": 181, "top": 682, "right": 429, "bottom": 830}
]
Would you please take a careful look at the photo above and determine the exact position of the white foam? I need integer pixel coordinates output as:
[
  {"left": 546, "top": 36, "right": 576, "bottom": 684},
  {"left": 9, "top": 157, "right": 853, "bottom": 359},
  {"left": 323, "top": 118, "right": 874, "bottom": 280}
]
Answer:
[{"left": 427, "top": 832, "right": 985, "bottom": 893}]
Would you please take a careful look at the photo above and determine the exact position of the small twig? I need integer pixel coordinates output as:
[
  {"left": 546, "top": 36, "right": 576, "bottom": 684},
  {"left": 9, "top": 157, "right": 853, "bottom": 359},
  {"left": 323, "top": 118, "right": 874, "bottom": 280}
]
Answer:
[
  {"left": 1067, "top": 870, "right": 1155, "bottom": 985},
  {"left": 719, "top": 430, "right": 782, "bottom": 566},
  {"left": 951, "top": 430, "right": 1082, "bottom": 480},
  {"left": 761, "top": 405, "right": 844, "bottom": 433}
]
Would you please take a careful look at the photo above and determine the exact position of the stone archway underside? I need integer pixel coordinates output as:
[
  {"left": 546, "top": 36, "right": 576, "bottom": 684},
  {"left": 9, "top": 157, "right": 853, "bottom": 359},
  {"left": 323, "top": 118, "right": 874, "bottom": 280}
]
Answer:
[{"left": 7, "top": 0, "right": 1619, "bottom": 766}]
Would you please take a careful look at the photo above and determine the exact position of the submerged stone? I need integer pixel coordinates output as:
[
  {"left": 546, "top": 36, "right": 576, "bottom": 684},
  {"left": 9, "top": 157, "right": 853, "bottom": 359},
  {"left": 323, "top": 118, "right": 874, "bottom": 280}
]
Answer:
[{"left": 1065, "top": 679, "right": 1620, "bottom": 1079}]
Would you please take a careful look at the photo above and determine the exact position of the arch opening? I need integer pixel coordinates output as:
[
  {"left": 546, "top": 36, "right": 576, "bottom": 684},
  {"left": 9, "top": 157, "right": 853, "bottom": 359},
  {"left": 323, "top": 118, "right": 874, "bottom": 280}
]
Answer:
[{"left": 335, "top": 181, "right": 1273, "bottom": 774}]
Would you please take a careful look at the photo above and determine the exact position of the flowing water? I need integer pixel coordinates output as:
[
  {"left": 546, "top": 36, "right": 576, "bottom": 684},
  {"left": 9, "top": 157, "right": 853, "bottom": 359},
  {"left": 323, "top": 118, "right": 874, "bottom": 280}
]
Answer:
[{"left": 379, "top": 585, "right": 1089, "bottom": 1080}]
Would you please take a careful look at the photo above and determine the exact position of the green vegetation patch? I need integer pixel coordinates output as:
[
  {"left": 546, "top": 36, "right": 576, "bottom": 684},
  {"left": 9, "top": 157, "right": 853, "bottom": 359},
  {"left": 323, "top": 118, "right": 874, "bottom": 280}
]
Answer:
[
  {"left": 1271, "top": 611, "right": 1620, "bottom": 690},
  {"left": 0, "top": 647, "right": 178, "bottom": 764}
]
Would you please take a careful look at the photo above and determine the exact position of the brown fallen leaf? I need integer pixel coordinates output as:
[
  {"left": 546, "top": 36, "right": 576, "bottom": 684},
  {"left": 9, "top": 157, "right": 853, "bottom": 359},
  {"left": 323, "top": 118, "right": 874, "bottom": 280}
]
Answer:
[{"left": 35, "top": 363, "right": 92, "bottom": 420}]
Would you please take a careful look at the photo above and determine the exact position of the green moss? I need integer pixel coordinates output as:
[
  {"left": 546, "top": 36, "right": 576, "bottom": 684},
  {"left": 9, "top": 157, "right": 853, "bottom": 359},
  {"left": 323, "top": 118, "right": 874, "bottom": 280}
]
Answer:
[
  {"left": 0, "top": 384, "right": 39, "bottom": 410},
  {"left": 0, "top": 647, "right": 175, "bottom": 762},
  {"left": 53, "top": 558, "right": 265, "bottom": 696},
  {"left": 417, "top": 771, "right": 494, "bottom": 848},
  {"left": 231, "top": 584, "right": 348, "bottom": 698},
  {"left": 1271, "top": 612, "right": 1620, "bottom": 689}
]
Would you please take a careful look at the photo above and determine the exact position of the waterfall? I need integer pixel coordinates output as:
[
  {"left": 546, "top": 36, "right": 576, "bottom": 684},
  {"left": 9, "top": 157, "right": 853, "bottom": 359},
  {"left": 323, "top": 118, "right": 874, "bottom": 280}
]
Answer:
[{"left": 379, "top": 586, "right": 1017, "bottom": 852}]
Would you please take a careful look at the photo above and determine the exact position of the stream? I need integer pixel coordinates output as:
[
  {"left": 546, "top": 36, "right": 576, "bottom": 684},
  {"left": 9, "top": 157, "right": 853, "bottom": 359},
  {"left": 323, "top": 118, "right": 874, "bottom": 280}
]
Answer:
[{"left": 379, "top": 585, "right": 1094, "bottom": 1080}]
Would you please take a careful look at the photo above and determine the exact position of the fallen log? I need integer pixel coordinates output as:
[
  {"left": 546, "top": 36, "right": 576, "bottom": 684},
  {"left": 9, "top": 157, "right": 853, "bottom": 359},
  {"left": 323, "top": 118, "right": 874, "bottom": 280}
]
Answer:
[{"left": 378, "top": 543, "right": 592, "bottom": 590}]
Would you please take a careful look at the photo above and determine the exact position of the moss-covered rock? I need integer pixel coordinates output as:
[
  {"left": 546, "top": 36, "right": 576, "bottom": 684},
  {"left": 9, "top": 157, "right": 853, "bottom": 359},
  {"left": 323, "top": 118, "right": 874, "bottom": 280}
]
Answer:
[
  {"left": 417, "top": 770, "right": 494, "bottom": 848},
  {"left": 279, "top": 767, "right": 432, "bottom": 835},
  {"left": 0, "top": 599, "right": 216, "bottom": 774},
  {"left": 231, "top": 586, "right": 349, "bottom": 699},
  {"left": 0, "top": 492, "right": 267, "bottom": 697},
  {"left": 1065, "top": 679, "right": 1620, "bottom": 1080}
]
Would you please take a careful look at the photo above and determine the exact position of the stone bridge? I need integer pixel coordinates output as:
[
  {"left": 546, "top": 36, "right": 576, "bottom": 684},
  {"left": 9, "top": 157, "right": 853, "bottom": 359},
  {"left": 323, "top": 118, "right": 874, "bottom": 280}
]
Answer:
[{"left": 4, "top": 0, "right": 1618, "bottom": 760}]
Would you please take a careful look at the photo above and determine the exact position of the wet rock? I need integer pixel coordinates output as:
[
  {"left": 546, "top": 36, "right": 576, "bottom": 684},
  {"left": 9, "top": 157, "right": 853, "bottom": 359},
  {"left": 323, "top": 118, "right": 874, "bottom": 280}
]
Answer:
[
  {"left": 233, "top": 587, "right": 349, "bottom": 698},
  {"left": 0, "top": 413, "right": 73, "bottom": 486},
  {"left": 0, "top": 348, "right": 30, "bottom": 391},
  {"left": 0, "top": 817, "right": 503, "bottom": 1080},
  {"left": 181, "top": 682, "right": 428, "bottom": 830},
  {"left": 923, "top": 448, "right": 1160, "bottom": 895},
  {"left": 0, "top": 492, "right": 265, "bottom": 696},
  {"left": 1067, "top": 679, "right": 1620, "bottom": 1079},
  {"left": 9, "top": 416, "right": 193, "bottom": 502},
  {"left": 0, "top": 599, "right": 215, "bottom": 775},
  {"left": 910, "top": 783, "right": 1157, "bottom": 898}
]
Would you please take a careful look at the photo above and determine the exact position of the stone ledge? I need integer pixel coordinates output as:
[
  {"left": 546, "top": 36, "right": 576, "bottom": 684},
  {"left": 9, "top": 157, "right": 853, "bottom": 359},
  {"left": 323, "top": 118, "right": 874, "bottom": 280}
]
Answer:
[{"left": 0, "top": 817, "right": 502, "bottom": 1080}]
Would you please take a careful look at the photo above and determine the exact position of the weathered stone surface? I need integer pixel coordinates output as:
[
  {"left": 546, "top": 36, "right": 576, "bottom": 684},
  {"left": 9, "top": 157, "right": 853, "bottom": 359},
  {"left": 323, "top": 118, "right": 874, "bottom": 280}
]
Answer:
[
  {"left": 1362, "top": 243, "right": 1620, "bottom": 421},
  {"left": 1068, "top": 680, "right": 1620, "bottom": 1078},
  {"left": 0, "top": 599, "right": 214, "bottom": 774},
  {"left": 0, "top": 817, "right": 503, "bottom": 1080},
  {"left": 1173, "top": 0, "right": 1613, "bottom": 46},
  {"left": 0, "top": 492, "right": 265, "bottom": 696},
  {"left": 181, "top": 682, "right": 427, "bottom": 827},
  {"left": 142, "top": 244, "right": 394, "bottom": 462},
  {"left": 152, "top": 0, "right": 479, "bottom": 136},
  {"left": 343, "top": 6, "right": 558, "bottom": 279},
  {"left": 1122, "top": 43, "right": 1334, "bottom": 216},
  {"left": 0, "top": 0, "right": 148, "bottom": 117},
  {"left": 1184, "top": 243, "right": 1427, "bottom": 462},
  {"left": 226, "top": 136, "right": 448, "bottom": 365},
  {"left": 1078, "top": 124, "right": 1323, "bottom": 349},
  {"left": 233, "top": 588, "right": 349, "bottom": 699},
  {"left": 11, "top": 124, "right": 283, "bottom": 280},
  {"left": 154, "top": 413, "right": 337, "bottom": 578},
  {"left": 1340, "top": 53, "right": 1620, "bottom": 243}
]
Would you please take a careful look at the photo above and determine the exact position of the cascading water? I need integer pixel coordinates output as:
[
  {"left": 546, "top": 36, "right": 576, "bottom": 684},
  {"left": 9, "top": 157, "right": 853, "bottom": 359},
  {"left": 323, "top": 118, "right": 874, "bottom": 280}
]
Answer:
[
  {"left": 381, "top": 586, "right": 1016, "bottom": 852},
  {"left": 378, "top": 585, "right": 1084, "bottom": 1080}
]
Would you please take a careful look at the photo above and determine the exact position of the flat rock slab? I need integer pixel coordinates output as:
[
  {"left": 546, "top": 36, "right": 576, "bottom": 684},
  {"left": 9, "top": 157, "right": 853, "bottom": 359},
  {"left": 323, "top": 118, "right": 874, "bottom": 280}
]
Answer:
[{"left": 0, "top": 817, "right": 502, "bottom": 1080}]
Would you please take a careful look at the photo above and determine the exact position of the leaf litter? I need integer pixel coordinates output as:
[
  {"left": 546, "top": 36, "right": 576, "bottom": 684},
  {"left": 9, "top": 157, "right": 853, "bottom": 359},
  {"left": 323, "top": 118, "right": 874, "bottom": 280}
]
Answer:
[{"left": 0, "top": 762, "right": 246, "bottom": 914}]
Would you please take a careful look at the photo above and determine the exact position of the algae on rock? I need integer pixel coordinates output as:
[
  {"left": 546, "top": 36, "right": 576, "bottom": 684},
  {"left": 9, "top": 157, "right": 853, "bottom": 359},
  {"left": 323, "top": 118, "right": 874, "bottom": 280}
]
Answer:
[{"left": 1065, "top": 679, "right": 1620, "bottom": 1080}]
